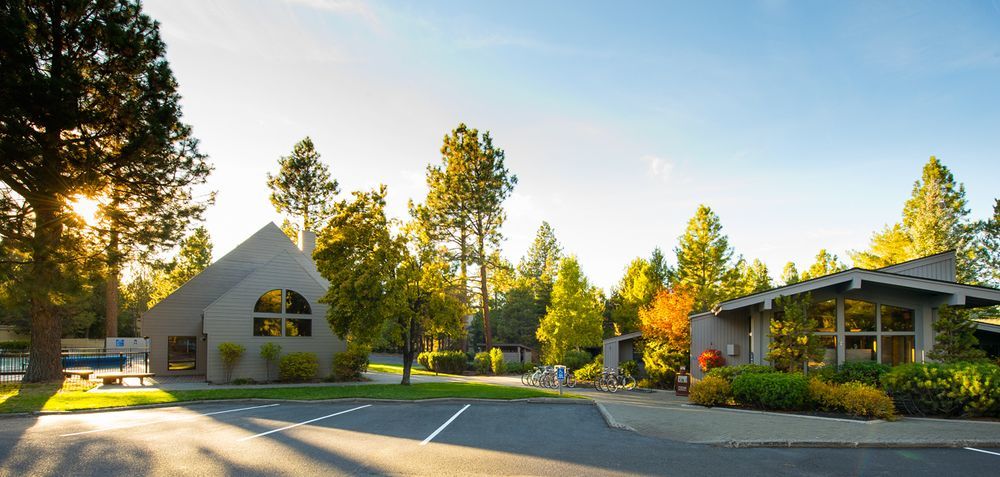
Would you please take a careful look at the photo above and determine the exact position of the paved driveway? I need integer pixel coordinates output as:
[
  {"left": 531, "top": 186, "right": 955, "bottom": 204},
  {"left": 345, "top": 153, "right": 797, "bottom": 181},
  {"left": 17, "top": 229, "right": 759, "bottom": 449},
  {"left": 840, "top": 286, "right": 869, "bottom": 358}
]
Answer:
[{"left": 2, "top": 401, "right": 1000, "bottom": 476}]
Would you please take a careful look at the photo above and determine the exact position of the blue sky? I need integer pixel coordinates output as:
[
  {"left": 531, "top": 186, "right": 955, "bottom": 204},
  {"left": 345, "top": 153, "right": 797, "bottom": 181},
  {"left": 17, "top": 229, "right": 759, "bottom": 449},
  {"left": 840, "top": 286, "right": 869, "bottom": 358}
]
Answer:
[{"left": 143, "top": 0, "right": 1000, "bottom": 290}]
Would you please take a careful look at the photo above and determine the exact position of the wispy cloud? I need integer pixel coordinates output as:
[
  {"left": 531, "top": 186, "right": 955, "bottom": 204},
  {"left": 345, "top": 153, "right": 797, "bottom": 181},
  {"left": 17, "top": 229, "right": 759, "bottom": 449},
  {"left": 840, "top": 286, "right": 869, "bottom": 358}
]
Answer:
[
  {"left": 282, "top": 0, "right": 383, "bottom": 33},
  {"left": 640, "top": 155, "right": 674, "bottom": 183}
]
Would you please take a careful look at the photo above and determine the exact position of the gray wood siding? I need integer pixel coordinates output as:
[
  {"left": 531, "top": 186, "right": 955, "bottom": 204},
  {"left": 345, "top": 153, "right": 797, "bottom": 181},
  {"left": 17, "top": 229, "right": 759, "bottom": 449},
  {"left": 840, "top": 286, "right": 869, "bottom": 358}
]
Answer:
[
  {"left": 203, "top": 250, "right": 345, "bottom": 382},
  {"left": 690, "top": 311, "right": 749, "bottom": 378},
  {"left": 141, "top": 223, "right": 306, "bottom": 376},
  {"left": 879, "top": 252, "right": 956, "bottom": 282}
]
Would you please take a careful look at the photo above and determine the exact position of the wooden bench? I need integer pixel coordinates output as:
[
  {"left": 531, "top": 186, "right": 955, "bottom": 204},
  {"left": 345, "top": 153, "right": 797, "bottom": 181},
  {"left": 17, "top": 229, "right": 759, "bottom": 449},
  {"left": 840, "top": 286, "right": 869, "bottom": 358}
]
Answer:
[
  {"left": 63, "top": 369, "right": 94, "bottom": 380},
  {"left": 97, "top": 372, "right": 155, "bottom": 385}
]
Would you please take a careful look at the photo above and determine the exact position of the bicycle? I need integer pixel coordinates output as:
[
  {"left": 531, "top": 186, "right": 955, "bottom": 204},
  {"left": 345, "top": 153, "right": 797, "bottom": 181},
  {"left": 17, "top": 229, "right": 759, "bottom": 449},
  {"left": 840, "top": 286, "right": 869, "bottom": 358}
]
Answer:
[{"left": 615, "top": 368, "right": 636, "bottom": 391}]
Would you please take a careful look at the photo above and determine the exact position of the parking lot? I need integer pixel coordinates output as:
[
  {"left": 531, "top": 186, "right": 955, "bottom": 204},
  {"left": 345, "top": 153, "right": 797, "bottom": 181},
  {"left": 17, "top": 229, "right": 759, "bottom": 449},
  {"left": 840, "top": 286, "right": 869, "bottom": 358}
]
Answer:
[{"left": 1, "top": 401, "right": 999, "bottom": 476}]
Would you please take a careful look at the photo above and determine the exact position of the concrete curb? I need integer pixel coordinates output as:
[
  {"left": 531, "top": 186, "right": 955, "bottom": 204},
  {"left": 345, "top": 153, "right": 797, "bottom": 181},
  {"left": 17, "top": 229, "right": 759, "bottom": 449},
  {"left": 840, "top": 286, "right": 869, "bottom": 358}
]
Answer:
[
  {"left": 708, "top": 440, "right": 1000, "bottom": 449},
  {"left": 681, "top": 403, "right": 885, "bottom": 424},
  {"left": 0, "top": 396, "right": 590, "bottom": 419},
  {"left": 594, "top": 402, "right": 637, "bottom": 432}
]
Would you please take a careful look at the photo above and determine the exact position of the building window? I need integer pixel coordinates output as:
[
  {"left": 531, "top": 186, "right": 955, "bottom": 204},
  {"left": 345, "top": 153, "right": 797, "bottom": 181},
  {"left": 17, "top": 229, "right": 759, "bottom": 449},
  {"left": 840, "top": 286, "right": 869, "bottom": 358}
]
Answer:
[
  {"left": 252, "top": 289, "right": 312, "bottom": 337},
  {"left": 844, "top": 299, "right": 876, "bottom": 332},
  {"left": 254, "top": 289, "right": 282, "bottom": 313},
  {"left": 882, "top": 335, "right": 915, "bottom": 366},
  {"left": 253, "top": 318, "right": 283, "bottom": 337},
  {"left": 810, "top": 335, "right": 837, "bottom": 367},
  {"left": 881, "top": 305, "right": 915, "bottom": 332},
  {"left": 810, "top": 299, "right": 837, "bottom": 332},
  {"left": 168, "top": 336, "right": 197, "bottom": 371},
  {"left": 845, "top": 335, "right": 877, "bottom": 363}
]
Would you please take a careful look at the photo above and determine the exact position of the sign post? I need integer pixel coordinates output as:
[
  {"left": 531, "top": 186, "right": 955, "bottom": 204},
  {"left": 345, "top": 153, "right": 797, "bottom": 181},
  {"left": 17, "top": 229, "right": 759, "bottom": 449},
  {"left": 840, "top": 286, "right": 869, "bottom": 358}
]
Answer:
[
  {"left": 675, "top": 367, "right": 690, "bottom": 397},
  {"left": 556, "top": 365, "right": 566, "bottom": 396}
]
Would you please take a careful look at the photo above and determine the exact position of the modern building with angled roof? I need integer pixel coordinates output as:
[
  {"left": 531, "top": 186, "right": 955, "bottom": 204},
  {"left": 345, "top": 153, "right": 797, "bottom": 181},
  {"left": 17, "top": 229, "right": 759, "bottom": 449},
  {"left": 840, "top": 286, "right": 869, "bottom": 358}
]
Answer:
[
  {"left": 689, "top": 251, "right": 1000, "bottom": 378},
  {"left": 141, "top": 223, "right": 345, "bottom": 383}
]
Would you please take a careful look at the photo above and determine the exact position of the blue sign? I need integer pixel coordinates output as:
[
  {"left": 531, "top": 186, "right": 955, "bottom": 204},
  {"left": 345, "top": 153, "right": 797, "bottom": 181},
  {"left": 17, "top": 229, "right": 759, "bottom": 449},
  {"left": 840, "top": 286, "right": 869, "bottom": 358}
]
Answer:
[
  {"left": 115, "top": 339, "right": 125, "bottom": 347},
  {"left": 556, "top": 367, "right": 565, "bottom": 380}
]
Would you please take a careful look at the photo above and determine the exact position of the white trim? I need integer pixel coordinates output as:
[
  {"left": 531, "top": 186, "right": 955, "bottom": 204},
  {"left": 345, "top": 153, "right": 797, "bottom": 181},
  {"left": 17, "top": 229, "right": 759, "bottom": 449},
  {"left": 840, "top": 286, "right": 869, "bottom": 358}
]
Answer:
[
  {"left": 420, "top": 404, "right": 471, "bottom": 446},
  {"left": 237, "top": 404, "right": 371, "bottom": 441}
]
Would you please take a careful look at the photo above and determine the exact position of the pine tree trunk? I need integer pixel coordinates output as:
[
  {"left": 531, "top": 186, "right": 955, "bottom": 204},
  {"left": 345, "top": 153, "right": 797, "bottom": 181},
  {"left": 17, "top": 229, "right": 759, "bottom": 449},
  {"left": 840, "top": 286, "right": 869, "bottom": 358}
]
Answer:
[
  {"left": 105, "top": 229, "right": 120, "bottom": 338},
  {"left": 23, "top": 202, "right": 64, "bottom": 383},
  {"left": 481, "top": 260, "right": 492, "bottom": 350}
]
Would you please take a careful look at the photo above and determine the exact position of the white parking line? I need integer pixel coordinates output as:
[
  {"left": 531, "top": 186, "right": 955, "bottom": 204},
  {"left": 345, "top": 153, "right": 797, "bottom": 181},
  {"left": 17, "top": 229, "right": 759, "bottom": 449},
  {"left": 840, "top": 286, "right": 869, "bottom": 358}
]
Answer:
[
  {"left": 419, "top": 404, "right": 470, "bottom": 446},
  {"left": 965, "top": 447, "right": 1000, "bottom": 457},
  {"left": 237, "top": 404, "right": 371, "bottom": 442},
  {"left": 61, "top": 403, "right": 280, "bottom": 437}
]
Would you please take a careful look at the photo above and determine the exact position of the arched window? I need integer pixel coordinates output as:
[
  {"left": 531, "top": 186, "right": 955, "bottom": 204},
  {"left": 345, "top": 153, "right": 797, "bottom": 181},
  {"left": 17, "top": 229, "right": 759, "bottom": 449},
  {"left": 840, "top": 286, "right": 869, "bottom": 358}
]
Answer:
[{"left": 252, "top": 289, "right": 313, "bottom": 337}]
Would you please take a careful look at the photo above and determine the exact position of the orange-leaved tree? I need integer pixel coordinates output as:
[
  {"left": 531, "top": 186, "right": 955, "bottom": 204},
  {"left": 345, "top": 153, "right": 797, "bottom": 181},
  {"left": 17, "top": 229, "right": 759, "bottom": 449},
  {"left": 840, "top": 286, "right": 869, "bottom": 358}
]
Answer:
[{"left": 639, "top": 287, "right": 695, "bottom": 351}]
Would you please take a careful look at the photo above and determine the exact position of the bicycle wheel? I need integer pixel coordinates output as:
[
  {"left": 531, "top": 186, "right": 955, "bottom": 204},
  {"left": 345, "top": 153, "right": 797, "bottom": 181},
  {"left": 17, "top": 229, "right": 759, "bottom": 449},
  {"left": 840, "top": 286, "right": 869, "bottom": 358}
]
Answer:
[
  {"left": 606, "top": 376, "right": 619, "bottom": 393},
  {"left": 565, "top": 373, "right": 576, "bottom": 388},
  {"left": 625, "top": 375, "right": 636, "bottom": 391},
  {"left": 595, "top": 375, "right": 605, "bottom": 392},
  {"left": 521, "top": 372, "right": 530, "bottom": 386}
]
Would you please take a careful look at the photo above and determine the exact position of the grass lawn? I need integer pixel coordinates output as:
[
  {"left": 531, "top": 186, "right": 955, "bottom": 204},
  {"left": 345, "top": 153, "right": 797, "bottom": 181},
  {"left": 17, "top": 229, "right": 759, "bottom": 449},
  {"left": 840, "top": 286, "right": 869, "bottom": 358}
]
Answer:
[
  {"left": 0, "top": 381, "right": 572, "bottom": 414},
  {"left": 367, "top": 363, "right": 448, "bottom": 377}
]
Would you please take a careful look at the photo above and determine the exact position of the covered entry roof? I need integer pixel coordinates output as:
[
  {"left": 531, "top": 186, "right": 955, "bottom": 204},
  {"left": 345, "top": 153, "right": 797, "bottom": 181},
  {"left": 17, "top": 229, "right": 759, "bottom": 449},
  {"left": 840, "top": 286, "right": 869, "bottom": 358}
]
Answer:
[{"left": 708, "top": 268, "right": 1000, "bottom": 316}]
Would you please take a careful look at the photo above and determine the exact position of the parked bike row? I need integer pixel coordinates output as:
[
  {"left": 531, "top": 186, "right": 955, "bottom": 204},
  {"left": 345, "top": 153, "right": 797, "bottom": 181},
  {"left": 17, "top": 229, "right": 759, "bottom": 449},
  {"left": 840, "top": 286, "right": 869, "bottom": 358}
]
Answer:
[
  {"left": 594, "top": 367, "right": 636, "bottom": 393},
  {"left": 521, "top": 365, "right": 576, "bottom": 388}
]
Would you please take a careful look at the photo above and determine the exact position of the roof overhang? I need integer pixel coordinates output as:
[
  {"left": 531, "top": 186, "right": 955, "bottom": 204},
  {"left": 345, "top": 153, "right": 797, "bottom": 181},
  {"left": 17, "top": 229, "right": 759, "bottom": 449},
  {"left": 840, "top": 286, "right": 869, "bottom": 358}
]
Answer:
[
  {"left": 602, "top": 331, "right": 643, "bottom": 345},
  {"left": 711, "top": 269, "right": 1000, "bottom": 315}
]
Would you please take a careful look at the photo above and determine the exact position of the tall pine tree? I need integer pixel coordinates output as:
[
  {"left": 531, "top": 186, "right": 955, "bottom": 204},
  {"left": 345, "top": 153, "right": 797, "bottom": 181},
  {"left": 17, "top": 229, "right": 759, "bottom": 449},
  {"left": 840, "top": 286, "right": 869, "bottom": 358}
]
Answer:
[
  {"left": 0, "top": 1, "right": 212, "bottom": 381},
  {"left": 267, "top": 137, "right": 339, "bottom": 233},
  {"left": 672, "top": 205, "right": 738, "bottom": 312}
]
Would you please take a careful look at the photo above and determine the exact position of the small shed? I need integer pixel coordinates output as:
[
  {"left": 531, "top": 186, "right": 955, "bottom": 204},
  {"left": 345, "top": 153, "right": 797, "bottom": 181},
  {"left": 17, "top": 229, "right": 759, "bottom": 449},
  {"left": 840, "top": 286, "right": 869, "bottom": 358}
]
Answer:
[
  {"left": 603, "top": 331, "right": 642, "bottom": 370},
  {"left": 477, "top": 343, "right": 534, "bottom": 364}
]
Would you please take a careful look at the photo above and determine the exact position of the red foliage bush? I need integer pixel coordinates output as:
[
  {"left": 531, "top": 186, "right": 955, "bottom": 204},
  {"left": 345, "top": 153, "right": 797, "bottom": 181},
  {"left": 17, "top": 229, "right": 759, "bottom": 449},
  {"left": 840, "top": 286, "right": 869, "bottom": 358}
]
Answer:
[{"left": 698, "top": 348, "right": 725, "bottom": 372}]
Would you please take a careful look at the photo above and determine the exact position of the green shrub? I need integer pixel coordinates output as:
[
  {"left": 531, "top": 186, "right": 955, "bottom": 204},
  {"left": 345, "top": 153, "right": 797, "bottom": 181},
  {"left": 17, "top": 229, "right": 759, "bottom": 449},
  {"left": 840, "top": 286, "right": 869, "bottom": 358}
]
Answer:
[
  {"left": 230, "top": 378, "right": 258, "bottom": 385},
  {"left": 424, "top": 350, "right": 467, "bottom": 374},
  {"left": 562, "top": 349, "right": 592, "bottom": 371},
  {"left": 884, "top": 362, "right": 1000, "bottom": 417},
  {"left": 217, "top": 342, "right": 246, "bottom": 383},
  {"left": 331, "top": 345, "right": 369, "bottom": 381},
  {"left": 0, "top": 340, "right": 29, "bottom": 352},
  {"left": 489, "top": 347, "right": 505, "bottom": 375},
  {"left": 731, "top": 372, "right": 809, "bottom": 410},
  {"left": 504, "top": 362, "right": 526, "bottom": 374},
  {"left": 259, "top": 342, "right": 281, "bottom": 382},
  {"left": 576, "top": 355, "right": 603, "bottom": 382},
  {"left": 279, "top": 352, "right": 319, "bottom": 382},
  {"left": 690, "top": 376, "right": 732, "bottom": 407},
  {"left": 706, "top": 364, "right": 777, "bottom": 383},
  {"left": 809, "top": 378, "right": 895, "bottom": 419},
  {"left": 417, "top": 352, "right": 431, "bottom": 369},
  {"left": 619, "top": 360, "right": 638, "bottom": 377},
  {"left": 828, "top": 362, "right": 890, "bottom": 387},
  {"left": 473, "top": 352, "right": 491, "bottom": 374}
]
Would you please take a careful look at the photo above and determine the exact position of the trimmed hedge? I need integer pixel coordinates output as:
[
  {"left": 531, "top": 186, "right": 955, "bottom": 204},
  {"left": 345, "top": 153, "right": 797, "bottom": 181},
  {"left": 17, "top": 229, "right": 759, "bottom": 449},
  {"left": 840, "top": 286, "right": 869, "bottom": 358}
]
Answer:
[
  {"left": 884, "top": 362, "right": 1000, "bottom": 417},
  {"left": 279, "top": 352, "right": 319, "bottom": 382},
  {"left": 689, "top": 376, "right": 731, "bottom": 407},
  {"left": 809, "top": 378, "right": 895, "bottom": 419},
  {"left": 489, "top": 348, "right": 505, "bottom": 375},
  {"left": 706, "top": 364, "right": 778, "bottom": 383},
  {"left": 331, "top": 346, "right": 369, "bottom": 382},
  {"left": 576, "top": 354, "right": 603, "bottom": 381},
  {"left": 812, "top": 362, "right": 890, "bottom": 387},
  {"left": 419, "top": 350, "right": 467, "bottom": 375},
  {"left": 731, "top": 372, "right": 809, "bottom": 410},
  {"left": 0, "top": 340, "right": 29, "bottom": 351}
]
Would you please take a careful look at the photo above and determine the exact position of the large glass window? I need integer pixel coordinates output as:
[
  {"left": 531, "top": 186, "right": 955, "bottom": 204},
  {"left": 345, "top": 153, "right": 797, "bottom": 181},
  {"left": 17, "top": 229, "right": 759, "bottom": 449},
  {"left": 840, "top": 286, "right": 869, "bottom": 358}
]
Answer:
[
  {"left": 845, "top": 335, "right": 877, "bottom": 363},
  {"left": 882, "top": 335, "right": 915, "bottom": 366},
  {"left": 253, "top": 318, "right": 282, "bottom": 337},
  {"left": 167, "top": 336, "right": 197, "bottom": 371},
  {"left": 844, "top": 299, "right": 876, "bottom": 332},
  {"left": 254, "top": 289, "right": 282, "bottom": 313},
  {"left": 810, "top": 299, "right": 837, "bottom": 332},
  {"left": 810, "top": 335, "right": 837, "bottom": 367},
  {"left": 881, "top": 305, "right": 915, "bottom": 332},
  {"left": 252, "top": 289, "right": 312, "bottom": 337},
  {"left": 285, "top": 290, "right": 312, "bottom": 314}
]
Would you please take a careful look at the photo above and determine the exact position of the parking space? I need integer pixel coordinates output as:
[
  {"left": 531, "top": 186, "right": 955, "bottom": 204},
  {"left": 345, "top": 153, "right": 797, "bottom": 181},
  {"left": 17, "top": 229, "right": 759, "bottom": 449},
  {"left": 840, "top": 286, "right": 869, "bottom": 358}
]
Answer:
[{"left": 3, "top": 401, "right": 1000, "bottom": 476}]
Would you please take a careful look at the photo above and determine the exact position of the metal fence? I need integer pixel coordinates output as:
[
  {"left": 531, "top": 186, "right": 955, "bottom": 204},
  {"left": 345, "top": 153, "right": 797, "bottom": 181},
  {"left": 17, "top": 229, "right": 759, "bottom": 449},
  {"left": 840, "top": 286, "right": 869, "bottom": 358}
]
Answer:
[{"left": 0, "top": 350, "right": 149, "bottom": 384}]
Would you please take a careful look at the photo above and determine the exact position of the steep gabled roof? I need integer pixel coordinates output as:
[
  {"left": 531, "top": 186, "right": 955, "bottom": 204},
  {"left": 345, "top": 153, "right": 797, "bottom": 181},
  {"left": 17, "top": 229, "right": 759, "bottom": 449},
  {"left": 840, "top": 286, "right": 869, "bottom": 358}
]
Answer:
[{"left": 145, "top": 222, "right": 313, "bottom": 316}]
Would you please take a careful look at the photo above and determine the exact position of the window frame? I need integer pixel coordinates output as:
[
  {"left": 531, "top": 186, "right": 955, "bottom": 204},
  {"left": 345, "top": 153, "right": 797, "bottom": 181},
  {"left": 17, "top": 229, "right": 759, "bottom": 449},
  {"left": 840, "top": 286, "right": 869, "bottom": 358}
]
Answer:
[{"left": 251, "top": 289, "right": 313, "bottom": 338}]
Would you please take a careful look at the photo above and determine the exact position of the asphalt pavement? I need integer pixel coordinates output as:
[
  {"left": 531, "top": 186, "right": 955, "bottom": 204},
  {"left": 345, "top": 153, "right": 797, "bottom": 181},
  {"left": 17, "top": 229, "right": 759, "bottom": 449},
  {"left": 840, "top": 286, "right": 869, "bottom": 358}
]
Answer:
[{"left": 2, "top": 401, "right": 999, "bottom": 476}]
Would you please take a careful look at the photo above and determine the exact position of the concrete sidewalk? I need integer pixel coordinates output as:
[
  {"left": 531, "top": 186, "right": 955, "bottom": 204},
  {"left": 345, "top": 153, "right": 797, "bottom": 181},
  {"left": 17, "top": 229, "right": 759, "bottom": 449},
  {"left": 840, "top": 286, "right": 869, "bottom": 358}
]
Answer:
[{"left": 581, "top": 387, "right": 1000, "bottom": 448}]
